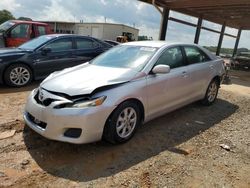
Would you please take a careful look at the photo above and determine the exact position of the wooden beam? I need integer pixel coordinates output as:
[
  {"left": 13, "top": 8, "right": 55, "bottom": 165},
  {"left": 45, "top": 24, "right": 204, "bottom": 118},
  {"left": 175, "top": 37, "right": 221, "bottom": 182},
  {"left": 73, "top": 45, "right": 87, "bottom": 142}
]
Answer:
[
  {"left": 216, "top": 22, "right": 226, "bottom": 56},
  {"left": 201, "top": 26, "right": 221, "bottom": 34},
  {"left": 168, "top": 17, "right": 197, "bottom": 27},
  {"left": 233, "top": 29, "right": 242, "bottom": 57},
  {"left": 157, "top": 0, "right": 250, "bottom": 9},
  {"left": 224, "top": 33, "right": 237, "bottom": 38},
  {"left": 194, "top": 16, "right": 202, "bottom": 44},
  {"left": 138, "top": 0, "right": 250, "bottom": 29},
  {"left": 176, "top": 9, "right": 241, "bottom": 29},
  {"left": 188, "top": 5, "right": 250, "bottom": 11},
  {"left": 159, "top": 8, "right": 170, "bottom": 40}
]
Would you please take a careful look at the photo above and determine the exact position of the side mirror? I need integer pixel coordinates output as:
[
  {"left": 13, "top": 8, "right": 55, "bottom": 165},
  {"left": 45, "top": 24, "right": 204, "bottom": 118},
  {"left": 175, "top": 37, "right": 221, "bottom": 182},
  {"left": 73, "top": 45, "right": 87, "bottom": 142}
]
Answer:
[
  {"left": 152, "top": 64, "right": 170, "bottom": 74},
  {"left": 41, "top": 47, "right": 51, "bottom": 55}
]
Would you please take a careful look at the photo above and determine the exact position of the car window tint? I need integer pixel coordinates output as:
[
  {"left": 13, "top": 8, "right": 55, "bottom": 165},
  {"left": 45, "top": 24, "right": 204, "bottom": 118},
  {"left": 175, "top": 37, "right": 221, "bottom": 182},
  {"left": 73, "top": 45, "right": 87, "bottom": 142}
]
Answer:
[
  {"left": 37, "top": 26, "right": 46, "bottom": 36},
  {"left": 46, "top": 38, "right": 73, "bottom": 52},
  {"left": 156, "top": 47, "right": 185, "bottom": 69},
  {"left": 184, "top": 46, "right": 210, "bottom": 64},
  {"left": 10, "top": 24, "right": 30, "bottom": 38},
  {"left": 99, "top": 40, "right": 112, "bottom": 48},
  {"left": 76, "top": 38, "right": 96, "bottom": 49}
]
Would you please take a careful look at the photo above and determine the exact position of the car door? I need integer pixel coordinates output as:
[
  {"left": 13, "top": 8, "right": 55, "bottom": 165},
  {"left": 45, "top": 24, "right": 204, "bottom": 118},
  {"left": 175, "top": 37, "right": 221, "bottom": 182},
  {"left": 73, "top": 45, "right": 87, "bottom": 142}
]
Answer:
[
  {"left": 183, "top": 46, "right": 213, "bottom": 99},
  {"left": 33, "top": 37, "right": 75, "bottom": 78},
  {"left": 146, "top": 46, "right": 192, "bottom": 119},
  {"left": 72, "top": 37, "right": 103, "bottom": 66},
  {"left": 6, "top": 23, "right": 31, "bottom": 47}
]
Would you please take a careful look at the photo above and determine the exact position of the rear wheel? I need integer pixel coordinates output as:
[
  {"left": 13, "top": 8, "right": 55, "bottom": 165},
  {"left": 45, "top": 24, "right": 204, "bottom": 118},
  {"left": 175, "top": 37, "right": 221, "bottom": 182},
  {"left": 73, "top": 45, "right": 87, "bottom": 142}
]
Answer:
[
  {"left": 202, "top": 79, "right": 219, "bottom": 105},
  {"left": 4, "top": 64, "right": 32, "bottom": 87},
  {"left": 103, "top": 101, "right": 141, "bottom": 144}
]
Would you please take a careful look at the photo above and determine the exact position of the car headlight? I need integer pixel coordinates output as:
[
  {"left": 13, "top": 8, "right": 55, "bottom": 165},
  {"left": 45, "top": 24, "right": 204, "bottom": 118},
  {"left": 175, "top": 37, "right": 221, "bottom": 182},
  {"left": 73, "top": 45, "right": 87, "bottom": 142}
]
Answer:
[{"left": 71, "top": 96, "right": 107, "bottom": 108}]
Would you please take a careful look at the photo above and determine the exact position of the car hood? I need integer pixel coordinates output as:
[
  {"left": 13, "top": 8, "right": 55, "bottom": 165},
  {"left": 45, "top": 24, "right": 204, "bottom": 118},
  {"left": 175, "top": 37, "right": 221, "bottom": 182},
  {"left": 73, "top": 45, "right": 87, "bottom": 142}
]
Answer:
[
  {"left": 0, "top": 47, "right": 30, "bottom": 56},
  {"left": 41, "top": 63, "right": 140, "bottom": 96}
]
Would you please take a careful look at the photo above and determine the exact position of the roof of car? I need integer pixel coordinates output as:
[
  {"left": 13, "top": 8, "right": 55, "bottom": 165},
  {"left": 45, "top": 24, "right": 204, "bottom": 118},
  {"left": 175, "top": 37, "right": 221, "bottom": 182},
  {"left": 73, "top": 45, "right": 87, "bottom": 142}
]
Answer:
[
  {"left": 122, "top": 41, "right": 167, "bottom": 48},
  {"left": 122, "top": 41, "right": 201, "bottom": 48},
  {"left": 42, "top": 34, "right": 99, "bottom": 39},
  {"left": 11, "top": 20, "right": 48, "bottom": 25}
]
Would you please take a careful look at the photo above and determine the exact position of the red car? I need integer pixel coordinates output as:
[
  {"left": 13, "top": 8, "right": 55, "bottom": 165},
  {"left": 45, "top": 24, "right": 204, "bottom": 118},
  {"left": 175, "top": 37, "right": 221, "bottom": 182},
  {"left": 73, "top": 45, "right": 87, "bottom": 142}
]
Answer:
[{"left": 0, "top": 20, "right": 52, "bottom": 48}]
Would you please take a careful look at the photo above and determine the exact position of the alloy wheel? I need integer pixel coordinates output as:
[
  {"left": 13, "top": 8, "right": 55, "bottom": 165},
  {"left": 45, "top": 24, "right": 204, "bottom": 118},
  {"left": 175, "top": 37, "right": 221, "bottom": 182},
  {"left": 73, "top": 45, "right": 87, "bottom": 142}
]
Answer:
[
  {"left": 207, "top": 81, "right": 218, "bottom": 102},
  {"left": 116, "top": 107, "right": 137, "bottom": 138},
  {"left": 9, "top": 67, "right": 31, "bottom": 86}
]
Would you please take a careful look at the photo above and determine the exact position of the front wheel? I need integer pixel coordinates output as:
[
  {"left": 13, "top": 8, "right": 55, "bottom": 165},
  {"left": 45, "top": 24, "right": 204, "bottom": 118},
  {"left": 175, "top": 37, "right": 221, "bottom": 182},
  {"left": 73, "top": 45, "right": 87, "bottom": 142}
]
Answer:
[
  {"left": 103, "top": 101, "right": 141, "bottom": 144},
  {"left": 4, "top": 64, "right": 32, "bottom": 87},
  {"left": 202, "top": 79, "right": 219, "bottom": 105}
]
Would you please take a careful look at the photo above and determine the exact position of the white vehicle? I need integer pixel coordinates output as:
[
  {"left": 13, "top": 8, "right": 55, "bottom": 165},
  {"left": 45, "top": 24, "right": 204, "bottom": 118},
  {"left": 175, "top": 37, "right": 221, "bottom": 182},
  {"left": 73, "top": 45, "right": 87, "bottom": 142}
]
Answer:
[{"left": 24, "top": 41, "right": 225, "bottom": 144}]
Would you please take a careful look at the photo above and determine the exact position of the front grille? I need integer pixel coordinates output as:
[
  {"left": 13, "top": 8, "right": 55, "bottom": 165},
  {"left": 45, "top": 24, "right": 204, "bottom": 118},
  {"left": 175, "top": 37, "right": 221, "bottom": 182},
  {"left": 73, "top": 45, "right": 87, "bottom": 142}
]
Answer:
[
  {"left": 34, "top": 89, "right": 57, "bottom": 106},
  {"left": 27, "top": 113, "right": 47, "bottom": 129}
]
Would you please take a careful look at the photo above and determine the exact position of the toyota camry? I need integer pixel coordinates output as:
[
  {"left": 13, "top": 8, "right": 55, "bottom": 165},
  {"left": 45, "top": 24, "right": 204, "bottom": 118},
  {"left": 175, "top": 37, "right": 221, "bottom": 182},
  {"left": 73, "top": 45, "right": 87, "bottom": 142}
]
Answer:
[{"left": 24, "top": 41, "right": 225, "bottom": 144}]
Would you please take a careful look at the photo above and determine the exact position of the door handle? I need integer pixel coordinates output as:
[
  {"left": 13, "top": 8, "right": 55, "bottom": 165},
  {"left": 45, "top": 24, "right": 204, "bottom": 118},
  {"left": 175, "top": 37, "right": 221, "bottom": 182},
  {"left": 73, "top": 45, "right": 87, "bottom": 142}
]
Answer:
[{"left": 210, "top": 65, "right": 214, "bottom": 69}]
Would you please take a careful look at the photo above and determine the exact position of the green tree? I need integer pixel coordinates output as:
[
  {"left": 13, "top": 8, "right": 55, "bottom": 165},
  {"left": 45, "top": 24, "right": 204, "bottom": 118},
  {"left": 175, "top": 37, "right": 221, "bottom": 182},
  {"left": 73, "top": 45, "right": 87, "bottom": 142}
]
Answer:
[
  {"left": 0, "top": 9, "right": 15, "bottom": 24},
  {"left": 17, "top": 17, "right": 32, "bottom": 21}
]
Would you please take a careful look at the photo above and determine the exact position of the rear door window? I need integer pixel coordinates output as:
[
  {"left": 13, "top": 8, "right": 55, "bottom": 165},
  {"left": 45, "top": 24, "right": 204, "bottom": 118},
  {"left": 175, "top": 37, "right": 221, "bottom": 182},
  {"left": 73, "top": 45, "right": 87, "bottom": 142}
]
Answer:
[
  {"left": 76, "top": 38, "right": 98, "bottom": 49},
  {"left": 184, "top": 46, "right": 211, "bottom": 64}
]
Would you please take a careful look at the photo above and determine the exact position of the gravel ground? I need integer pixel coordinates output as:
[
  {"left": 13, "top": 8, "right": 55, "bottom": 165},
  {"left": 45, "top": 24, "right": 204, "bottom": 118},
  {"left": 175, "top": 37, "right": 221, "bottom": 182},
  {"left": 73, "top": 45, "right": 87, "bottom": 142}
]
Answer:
[{"left": 0, "top": 70, "right": 249, "bottom": 188}]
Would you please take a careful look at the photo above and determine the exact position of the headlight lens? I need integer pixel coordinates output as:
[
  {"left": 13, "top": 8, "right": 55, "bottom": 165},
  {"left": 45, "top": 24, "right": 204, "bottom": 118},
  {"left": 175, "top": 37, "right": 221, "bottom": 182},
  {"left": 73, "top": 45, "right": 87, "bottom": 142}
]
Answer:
[{"left": 71, "top": 96, "right": 107, "bottom": 108}]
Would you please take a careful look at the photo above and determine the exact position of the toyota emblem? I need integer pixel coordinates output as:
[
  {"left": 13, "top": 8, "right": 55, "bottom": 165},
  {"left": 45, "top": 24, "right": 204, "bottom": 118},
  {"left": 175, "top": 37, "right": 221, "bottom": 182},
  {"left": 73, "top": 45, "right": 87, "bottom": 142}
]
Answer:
[{"left": 39, "top": 89, "right": 44, "bottom": 101}]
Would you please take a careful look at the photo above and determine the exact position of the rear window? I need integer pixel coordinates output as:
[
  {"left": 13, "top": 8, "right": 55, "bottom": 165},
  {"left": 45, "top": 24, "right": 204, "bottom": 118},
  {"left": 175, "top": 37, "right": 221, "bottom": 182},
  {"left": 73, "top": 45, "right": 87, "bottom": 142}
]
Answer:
[
  {"left": 76, "top": 38, "right": 97, "bottom": 49},
  {"left": 184, "top": 46, "right": 211, "bottom": 64}
]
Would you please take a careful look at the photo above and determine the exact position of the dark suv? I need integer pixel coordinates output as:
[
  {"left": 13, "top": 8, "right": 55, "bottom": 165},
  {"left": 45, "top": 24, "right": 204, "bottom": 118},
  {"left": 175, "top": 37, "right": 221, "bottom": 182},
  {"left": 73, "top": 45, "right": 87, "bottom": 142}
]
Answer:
[{"left": 0, "top": 34, "right": 112, "bottom": 87}]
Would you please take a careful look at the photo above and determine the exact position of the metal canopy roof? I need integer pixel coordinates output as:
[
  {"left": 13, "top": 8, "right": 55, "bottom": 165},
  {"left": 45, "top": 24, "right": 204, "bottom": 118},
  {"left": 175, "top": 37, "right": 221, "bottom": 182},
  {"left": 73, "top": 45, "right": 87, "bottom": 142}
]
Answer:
[{"left": 139, "top": 0, "right": 250, "bottom": 29}]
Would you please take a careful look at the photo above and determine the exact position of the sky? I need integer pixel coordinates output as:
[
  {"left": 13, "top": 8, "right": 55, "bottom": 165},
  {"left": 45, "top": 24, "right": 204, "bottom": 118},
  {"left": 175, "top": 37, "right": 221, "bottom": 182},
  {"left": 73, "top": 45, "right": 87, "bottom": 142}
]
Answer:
[{"left": 0, "top": 0, "right": 249, "bottom": 49}]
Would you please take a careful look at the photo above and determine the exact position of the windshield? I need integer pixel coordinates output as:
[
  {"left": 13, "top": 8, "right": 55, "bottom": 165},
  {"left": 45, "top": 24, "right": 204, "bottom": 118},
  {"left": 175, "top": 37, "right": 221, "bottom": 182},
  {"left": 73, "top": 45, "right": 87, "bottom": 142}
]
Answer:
[
  {"left": 0, "top": 21, "right": 15, "bottom": 33},
  {"left": 90, "top": 45, "right": 157, "bottom": 71},
  {"left": 19, "top": 35, "right": 55, "bottom": 50}
]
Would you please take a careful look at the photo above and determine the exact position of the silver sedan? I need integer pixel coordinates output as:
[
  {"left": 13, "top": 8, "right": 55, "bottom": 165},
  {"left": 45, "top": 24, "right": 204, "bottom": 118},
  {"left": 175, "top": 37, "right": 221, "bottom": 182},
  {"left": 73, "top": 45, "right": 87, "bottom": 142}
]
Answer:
[{"left": 24, "top": 41, "right": 225, "bottom": 144}]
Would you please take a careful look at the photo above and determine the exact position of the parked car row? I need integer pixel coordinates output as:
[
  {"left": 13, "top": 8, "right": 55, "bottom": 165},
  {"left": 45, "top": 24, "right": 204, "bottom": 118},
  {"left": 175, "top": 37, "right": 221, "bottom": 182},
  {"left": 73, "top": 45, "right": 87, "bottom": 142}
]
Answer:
[{"left": 0, "top": 34, "right": 112, "bottom": 87}]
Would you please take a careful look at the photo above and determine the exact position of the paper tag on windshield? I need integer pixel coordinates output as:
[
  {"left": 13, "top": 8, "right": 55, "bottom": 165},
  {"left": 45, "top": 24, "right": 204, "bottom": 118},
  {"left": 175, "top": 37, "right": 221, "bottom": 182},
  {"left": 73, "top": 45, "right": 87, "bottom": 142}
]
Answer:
[{"left": 140, "top": 47, "right": 156, "bottom": 52}]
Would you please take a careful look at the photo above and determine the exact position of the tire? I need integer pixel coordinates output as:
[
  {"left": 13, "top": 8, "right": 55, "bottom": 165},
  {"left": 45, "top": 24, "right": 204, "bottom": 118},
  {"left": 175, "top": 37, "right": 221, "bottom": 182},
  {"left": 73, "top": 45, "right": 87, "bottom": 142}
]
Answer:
[
  {"left": 4, "top": 64, "right": 32, "bottom": 87},
  {"left": 103, "top": 101, "right": 142, "bottom": 144},
  {"left": 201, "top": 79, "right": 219, "bottom": 106}
]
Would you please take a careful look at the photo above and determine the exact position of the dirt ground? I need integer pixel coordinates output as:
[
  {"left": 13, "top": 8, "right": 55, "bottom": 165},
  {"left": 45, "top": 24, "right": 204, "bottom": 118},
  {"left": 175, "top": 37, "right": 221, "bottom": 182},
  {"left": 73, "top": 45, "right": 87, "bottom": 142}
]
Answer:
[{"left": 0, "top": 70, "right": 249, "bottom": 188}]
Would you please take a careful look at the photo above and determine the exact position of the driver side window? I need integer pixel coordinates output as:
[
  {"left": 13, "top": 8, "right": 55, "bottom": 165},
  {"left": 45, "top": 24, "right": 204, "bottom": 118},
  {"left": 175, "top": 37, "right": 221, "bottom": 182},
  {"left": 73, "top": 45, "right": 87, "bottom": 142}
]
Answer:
[
  {"left": 45, "top": 38, "right": 73, "bottom": 52},
  {"left": 155, "top": 47, "right": 185, "bottom": 69},
  {"left": 10, "top": 24, "right": 30, "bottom": 38}
]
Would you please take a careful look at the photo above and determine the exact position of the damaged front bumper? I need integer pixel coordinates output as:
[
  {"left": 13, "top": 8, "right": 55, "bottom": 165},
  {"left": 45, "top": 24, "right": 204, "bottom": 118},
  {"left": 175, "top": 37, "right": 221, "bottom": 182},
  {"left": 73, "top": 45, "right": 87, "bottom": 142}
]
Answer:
[{"left": 23, "top": 89, "right": 115, "bottom": 144}]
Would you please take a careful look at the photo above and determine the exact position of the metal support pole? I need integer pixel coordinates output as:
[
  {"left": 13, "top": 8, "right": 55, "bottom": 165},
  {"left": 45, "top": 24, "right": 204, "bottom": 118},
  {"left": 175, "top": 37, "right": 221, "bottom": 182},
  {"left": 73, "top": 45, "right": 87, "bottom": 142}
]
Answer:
[
  {"left": 232, "top": 28, "right": 242, "bottom": 57},
  {"left": 159, "top": 8, "right": 170, "bottom": 40},
  {"left": 194, "top": 16, "right": 202, "bottom": 44},
  {"left": 216, "top": 22, "right": 226, "bottom": 56}
]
